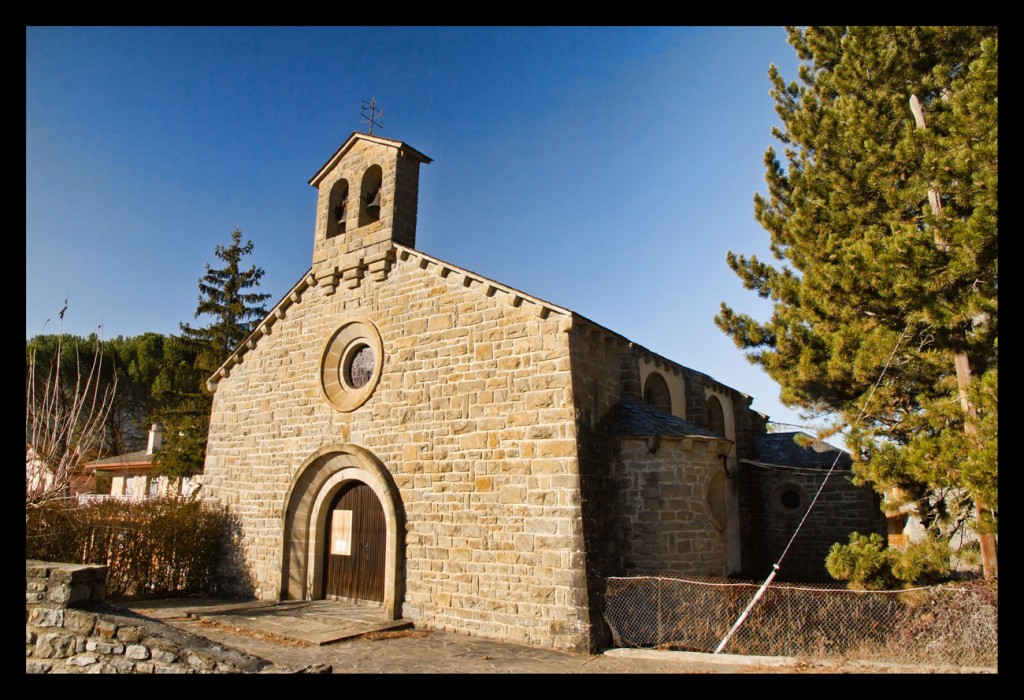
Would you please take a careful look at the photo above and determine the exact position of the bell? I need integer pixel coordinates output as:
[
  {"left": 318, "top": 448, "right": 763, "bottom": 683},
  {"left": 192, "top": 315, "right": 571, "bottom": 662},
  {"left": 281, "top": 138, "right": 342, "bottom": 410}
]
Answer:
[
  {"left": 366, "top": 189, "right": 381, "bottom": 215},
  {"left": 334, "top": 201, "right": 347, "bottom": 223}
]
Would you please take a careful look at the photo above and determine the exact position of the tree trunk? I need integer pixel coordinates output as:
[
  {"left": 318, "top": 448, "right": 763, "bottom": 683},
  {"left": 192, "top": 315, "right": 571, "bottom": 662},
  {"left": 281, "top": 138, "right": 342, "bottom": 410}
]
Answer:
[
  {"left": 912, "top": 93, "right": 997, "bottom": 579},
  {"left": 951, "top": 332, "right": 998, "bottom": 579}
]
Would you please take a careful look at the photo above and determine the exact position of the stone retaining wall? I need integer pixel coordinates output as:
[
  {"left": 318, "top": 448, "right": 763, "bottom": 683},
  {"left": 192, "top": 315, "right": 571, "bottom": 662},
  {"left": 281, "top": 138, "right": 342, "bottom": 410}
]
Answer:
[{"left": 26, "top": 560, "right": 270, "bottom": 674}]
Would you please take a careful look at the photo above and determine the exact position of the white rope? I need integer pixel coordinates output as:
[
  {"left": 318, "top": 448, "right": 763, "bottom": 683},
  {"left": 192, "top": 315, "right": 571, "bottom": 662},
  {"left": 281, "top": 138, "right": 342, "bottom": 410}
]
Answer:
[
  {"left": 714, "top": 322, "right": 911, "bottom": 654},
  {"left": 714, "top": 565, "right": 779, "bottom": 654},
  {"left": 739, "top": 458, "right": 851, "bottom": 476}
]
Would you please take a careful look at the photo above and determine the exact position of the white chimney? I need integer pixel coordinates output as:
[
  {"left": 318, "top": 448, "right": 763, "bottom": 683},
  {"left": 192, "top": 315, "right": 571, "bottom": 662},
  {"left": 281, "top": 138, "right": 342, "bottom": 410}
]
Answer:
[{"left": 147, "top": 423, "right": 165, "bottom": 455}]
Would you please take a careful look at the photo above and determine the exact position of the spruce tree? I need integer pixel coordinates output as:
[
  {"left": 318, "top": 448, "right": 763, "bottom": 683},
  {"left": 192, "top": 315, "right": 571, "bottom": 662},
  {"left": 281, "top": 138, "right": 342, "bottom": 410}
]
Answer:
[
  {"left": 156, "top": 227, "right": 271, "bottom": 478},
  {"left": 716, "top": 27, "right": 997, "bottom": 577}
]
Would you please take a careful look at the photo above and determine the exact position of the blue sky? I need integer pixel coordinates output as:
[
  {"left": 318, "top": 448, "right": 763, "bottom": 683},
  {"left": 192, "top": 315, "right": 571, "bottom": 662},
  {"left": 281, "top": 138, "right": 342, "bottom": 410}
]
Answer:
[{"left": 26, "top": 26, "right": 824, "bottom": 435}]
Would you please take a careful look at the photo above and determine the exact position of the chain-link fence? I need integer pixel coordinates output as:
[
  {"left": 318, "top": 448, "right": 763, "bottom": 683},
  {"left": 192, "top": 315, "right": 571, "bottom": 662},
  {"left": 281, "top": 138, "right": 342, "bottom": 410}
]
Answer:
[{"left": 604, "top": 575, "right": 997, "bottom": 667}]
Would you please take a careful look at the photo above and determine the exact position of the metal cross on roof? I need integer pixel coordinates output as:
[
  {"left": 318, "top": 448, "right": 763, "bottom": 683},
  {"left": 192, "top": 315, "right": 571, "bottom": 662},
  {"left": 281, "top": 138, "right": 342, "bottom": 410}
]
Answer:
[{"left": 360, "top": 98, "right": 384, "bottom": 136}]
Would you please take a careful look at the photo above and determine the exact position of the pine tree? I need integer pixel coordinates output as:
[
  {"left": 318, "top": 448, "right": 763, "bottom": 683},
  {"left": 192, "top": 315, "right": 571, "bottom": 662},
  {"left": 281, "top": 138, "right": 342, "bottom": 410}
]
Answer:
[
  {"left": 156, "top": 227, "right": 271, "bottom": 478},
  {"left": 180, "top": 227, "right": 272, "bottom": 361},
  {"left": 716, "top": 27, "right": 997, "bottom": 577}
]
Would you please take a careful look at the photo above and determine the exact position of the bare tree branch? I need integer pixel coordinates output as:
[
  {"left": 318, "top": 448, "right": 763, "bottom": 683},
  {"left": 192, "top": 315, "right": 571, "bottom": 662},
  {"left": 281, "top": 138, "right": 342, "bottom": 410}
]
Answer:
[{"left": 26, "top": 314, "right": 117, "bottom": 510}]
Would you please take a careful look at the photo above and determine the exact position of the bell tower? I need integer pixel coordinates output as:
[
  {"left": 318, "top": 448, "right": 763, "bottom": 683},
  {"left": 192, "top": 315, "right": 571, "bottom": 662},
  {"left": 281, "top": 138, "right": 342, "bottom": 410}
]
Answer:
[{"left": 308, "top": 132, "right": 431, "bottom": 292}]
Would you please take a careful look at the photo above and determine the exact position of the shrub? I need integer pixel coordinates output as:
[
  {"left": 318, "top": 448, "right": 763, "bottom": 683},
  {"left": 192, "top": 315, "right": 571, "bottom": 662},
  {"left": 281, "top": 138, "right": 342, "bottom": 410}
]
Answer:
[
  {"left": 26, "top": 497, "right": 233, "bottom": 598},
  {"left": 826, "top": 532, "right": 951, "bottom": 590}
]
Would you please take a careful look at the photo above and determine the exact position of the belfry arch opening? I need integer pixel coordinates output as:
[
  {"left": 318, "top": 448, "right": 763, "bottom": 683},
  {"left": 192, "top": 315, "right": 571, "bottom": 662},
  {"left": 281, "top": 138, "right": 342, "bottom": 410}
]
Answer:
[
  {"left": 359, "top": 165, "right": 383, "bottom": 227},
  {"left": 327, "top": 178, "right": 349, "bottom": 238}
]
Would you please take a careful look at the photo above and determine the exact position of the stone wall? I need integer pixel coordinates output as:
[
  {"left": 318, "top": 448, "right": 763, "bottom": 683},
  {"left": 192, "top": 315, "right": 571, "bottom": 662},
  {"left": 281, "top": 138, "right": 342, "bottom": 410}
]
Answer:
[
  {"left": 25, "top": 561, "right": 269, "bottom": 674},
  {"left": 737, "top": 468, "right": 887, "bottom": 582},
  {"left": 202, "top": 244, "right": 594, "bottom": 651},
  {"left": 610, "top": 438, "right": 729, "bottom": 578},
  {"left": 565, "top": 324, "right": 737, "bottom": 646},
  {"left": 566, "top": 319, "right": 633, "bottom": 649}
]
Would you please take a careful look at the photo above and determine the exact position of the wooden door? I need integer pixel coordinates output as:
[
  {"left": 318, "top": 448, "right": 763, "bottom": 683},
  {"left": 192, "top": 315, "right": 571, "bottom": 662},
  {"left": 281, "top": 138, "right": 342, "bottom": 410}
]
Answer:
[{"left": 323, "top": 481, "right": 385, "bottom": 603}]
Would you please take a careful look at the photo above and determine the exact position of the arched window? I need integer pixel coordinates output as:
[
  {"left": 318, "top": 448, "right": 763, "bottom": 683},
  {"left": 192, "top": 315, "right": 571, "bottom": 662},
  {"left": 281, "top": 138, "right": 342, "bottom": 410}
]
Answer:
[
  {"left": 707, "top": 395, "right": 726, "bottom": 436},
  {"left": 327, "top": 179, "right": 349, "bottom": 239},
  {"left": 706, "top": 469, "right": 727, "bottom": 531},
  {"left": 643, "top": 372, "right": 672, "bottom": 414},
  {"left": 359, "top": 165, "right": 383, "bottom": 227}
]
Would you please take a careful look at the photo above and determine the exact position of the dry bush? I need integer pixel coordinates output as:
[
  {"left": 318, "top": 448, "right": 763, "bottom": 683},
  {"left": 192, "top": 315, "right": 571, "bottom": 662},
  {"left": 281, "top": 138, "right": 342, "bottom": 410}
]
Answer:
[{"left": 26, "top": 497, "right": 234, "bottom": 598}]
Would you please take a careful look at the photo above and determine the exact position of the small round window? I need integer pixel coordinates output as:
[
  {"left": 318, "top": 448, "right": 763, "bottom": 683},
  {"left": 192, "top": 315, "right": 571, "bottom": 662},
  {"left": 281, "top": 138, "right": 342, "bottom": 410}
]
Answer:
[
  {"left": 320, "top": 320, "right": 383, "bottom": 412},
  {"left": 772, "top": 483, "right": 808, "bottom": 516}
]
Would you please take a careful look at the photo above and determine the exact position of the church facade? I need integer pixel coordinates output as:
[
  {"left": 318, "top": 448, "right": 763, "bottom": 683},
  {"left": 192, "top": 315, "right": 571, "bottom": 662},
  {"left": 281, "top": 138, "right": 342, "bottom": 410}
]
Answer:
[{"left": 200, "top": 133, "right": 883, "bottom": 652}]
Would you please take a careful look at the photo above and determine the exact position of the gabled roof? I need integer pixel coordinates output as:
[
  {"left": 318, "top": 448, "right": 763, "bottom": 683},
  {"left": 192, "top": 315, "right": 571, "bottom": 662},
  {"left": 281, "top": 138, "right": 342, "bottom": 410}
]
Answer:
[
  {"left": 754, "top": 432, "right": 852, "bottom": 470},
  {"left": 308, "top": 132, "right": 432, "bottom": 188},
  {"left": 206, "top": 240, "right": 758, "bottom": 406},
  {"left": 207, "top": 244, "right": 574, "bottom": 388},
  {"left": 609, "top": 400, "right": 729, "bottom": 441},
  {"left": 84, "top": 450, "right": 156, "bottom": 471}
]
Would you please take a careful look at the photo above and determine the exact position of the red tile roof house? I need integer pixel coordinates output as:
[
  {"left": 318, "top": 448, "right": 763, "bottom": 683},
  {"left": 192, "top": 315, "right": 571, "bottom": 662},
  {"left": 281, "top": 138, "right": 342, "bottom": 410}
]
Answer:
[{"left": 79, "top": 424, "right": 201, "bottom": 503}]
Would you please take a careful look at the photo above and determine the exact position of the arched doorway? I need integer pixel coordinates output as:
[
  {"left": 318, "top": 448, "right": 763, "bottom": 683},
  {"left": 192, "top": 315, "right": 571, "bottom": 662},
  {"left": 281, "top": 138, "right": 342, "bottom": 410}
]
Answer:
[{"left": 280, "top": 444, "right": 403, "bottom": 618}]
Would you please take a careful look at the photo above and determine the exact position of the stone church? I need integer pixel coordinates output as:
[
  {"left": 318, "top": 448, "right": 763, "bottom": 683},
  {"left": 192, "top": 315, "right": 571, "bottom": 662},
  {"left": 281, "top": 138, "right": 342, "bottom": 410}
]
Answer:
[{"left": 201, "top": 132, "right": 884, "bottom": 652}]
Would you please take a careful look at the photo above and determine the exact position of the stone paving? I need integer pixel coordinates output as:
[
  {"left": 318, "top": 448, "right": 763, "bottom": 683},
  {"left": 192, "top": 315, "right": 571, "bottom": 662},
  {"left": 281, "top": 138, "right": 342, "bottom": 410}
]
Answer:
[{"left": 115, "top": 598, "right": 994, "bottom": 675}]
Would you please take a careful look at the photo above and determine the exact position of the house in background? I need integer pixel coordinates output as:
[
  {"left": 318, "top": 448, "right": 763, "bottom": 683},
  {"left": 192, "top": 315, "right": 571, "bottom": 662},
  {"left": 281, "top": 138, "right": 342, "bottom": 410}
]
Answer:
[
  {"left": 26, "top": 443, "right": 97, "bottom": 503},
  {"left": 882, "top": 484, "right": 982, "bottom": 577},
  {"left": 80, "top": 424, "right": 201, "bottom": 502}
]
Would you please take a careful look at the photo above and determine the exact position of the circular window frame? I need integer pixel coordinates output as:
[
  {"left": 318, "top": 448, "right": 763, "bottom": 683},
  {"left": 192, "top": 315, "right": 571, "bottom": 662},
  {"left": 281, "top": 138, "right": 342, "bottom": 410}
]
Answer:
[
  {"left": 320, "top": 319, "right": 384, "bottom": 412},
  {"left": 771, "top": 482, "right": 809, "bottom": 516}
]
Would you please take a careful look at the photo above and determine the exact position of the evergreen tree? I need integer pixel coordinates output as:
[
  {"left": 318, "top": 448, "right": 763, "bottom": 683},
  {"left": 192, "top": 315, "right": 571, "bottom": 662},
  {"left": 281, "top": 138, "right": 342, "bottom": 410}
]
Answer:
[
  {"left": 715, "top": 27, "right": 997, "bottom": 577},
  {"left": 156, "top": 227, "right": 271, "bottom": 478},
  {"left": 179, "top": 227, "right": 272, "bottom": 361},
  {"left": 101, "top": 333, "right": 172, "bottom": 454},
  {"left": 150, "top": 336, "right": 209, "bottom": 478}
]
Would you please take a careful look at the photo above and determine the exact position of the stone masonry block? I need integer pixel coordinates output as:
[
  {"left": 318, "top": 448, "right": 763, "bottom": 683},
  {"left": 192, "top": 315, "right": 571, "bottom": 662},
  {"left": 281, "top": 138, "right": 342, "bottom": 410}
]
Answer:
[
  {"left": 25, "top": 561, "right": 52, "bottom": 579},
  {"left": 116, "top": 626, "right": 144, "bottom": 643},
  {"left": 67, "top": 583, "right": 95, "bottom": 605},
  {"left": 125, "top": 645, "right": 150, "bottom": 660},
  {"left": 47, "top": 584, "right": 71, "bottom": 605},
  {"left": 150, "top": 647, "right": 180, "bottom": 664},
  {"left": 95, "top": 619, "right": 118, "bottom": 639},
  {"left": 67, "top": 654, "right": 100, "bottom": 667},
  {"left": 186, "top": 652, "right": 216, "bottom": 671},
  {"left": 34, "top": 632, "right": 76, "bottom": 659},
  {"left": 108, "top": 657, "right": 137, "bottom": 673},
  {"left": 85, "top": 640, "right": 124, "bottom": 655},
  {"left": 63, "top": 609, "right": 97, "bottom": 636},
  {"left": 30, "top": 607, "right": 64, "bottom": 628}
]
